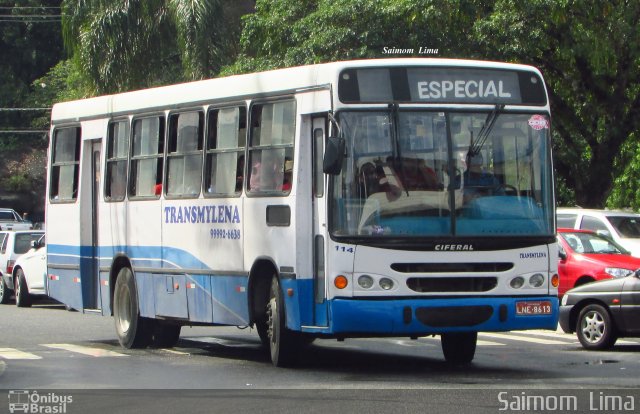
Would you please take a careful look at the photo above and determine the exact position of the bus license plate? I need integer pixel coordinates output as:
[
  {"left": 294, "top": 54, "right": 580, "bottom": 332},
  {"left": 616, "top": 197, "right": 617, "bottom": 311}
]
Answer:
[{"left": 516, "top": 301, "right": 552, "bottom": 315}]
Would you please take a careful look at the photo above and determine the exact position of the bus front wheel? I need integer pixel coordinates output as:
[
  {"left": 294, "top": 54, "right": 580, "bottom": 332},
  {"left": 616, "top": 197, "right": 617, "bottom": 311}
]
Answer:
[
  {"left": 441, "top": 332, "right": 477, "bottom": 365},
  {"left": 266, "top": 275, "right": 299, "bottom": 367},
  {"left": 113, "top": 267, "right": 152, "bottom": 348}
]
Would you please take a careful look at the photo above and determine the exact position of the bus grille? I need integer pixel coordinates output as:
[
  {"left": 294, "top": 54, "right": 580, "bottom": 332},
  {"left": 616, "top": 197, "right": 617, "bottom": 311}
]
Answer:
[
  {"left": 406, "top": 277, "right": 498, "bottom": 293},
  {"left": 392, "top": 263, "right": 512, "bottom": 273}
]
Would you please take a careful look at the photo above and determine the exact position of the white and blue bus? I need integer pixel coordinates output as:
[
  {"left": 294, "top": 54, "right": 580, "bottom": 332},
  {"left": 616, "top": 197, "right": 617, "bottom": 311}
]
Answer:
[{"left": 46, "top": 58, "right": 558, "bottom": 366}]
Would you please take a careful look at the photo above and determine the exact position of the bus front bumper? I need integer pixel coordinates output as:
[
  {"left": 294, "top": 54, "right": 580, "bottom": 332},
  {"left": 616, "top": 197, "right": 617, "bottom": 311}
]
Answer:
[{"left": 319, "top": 296, "right": 558, "bottom": 336}]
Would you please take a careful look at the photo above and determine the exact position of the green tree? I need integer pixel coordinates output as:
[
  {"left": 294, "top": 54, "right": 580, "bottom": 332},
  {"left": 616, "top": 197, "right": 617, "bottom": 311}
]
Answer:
[
  {"left": 61, "top": 0, "right": 241, "bottom": 93},
  {"left": 225, "top": 0, "right": 487, "bottom": 74},
  {"left": 229, "top": 0, "right": 640, "bottom": 209},
  {"left": 0, "top": 0, "right": 63, "bottom": 218},
  {"left": 1, "top": 0, "right": 63, "bottom": 135},
  {"left": 475, "top": 0, "right": 640, "bottom": 209}
]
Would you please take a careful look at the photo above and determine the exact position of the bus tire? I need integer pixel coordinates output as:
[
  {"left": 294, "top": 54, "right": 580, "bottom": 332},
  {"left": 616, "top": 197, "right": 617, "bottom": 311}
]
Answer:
[
  {"left": 0, "top": 277, "right": 12, "bottom": 304},
  {"left": 266, "top": 275, "right": 299, "bottom": 367},
  {"left": 152, "top": 321, "right": 181, "bottom": 348},
  {"left": 441, "top": 332, "right": 477, "bottom": 365},
  {"left": 15, "top": 269, "right": 32, "bottom": 308},
  {"left": 113, "top": 267, "right": 152, "bottom": 348},
  {"left": 255, "top": 316, "right": 269, "bottom": 347}
]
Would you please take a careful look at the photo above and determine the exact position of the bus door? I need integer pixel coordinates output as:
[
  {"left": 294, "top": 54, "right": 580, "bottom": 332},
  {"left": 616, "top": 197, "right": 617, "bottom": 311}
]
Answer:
[
  {"left": 312, "top": 116, "right": 328, "bottom": 327},
  {"left": 79, "top": 139, "right": 102, "bottom": 311}
]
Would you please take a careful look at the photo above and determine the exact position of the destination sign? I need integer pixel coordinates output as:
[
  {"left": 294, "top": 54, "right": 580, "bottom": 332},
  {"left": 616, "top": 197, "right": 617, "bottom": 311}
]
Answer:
[
  {"left": 408, "top": 69, "right": 520, "bottom": 103},
  {"left": 338, "top": 66, "right": 546, "bottom": 105}
]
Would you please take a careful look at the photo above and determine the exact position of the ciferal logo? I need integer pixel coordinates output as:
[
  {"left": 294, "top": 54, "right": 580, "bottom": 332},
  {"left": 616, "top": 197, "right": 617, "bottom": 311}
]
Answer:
[
  {"left": 435, "top": 244, "right": 474, "bottom": 251},
  {"left": 8, "top": 390, "right": 72, "bottom": 413}
]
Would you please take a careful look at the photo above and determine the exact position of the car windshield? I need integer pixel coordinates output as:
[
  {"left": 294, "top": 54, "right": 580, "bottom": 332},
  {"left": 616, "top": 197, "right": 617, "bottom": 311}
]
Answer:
[
  {"left": 607, "top": 216, "right": 640, "bottom": 238},
  {"left": 329, "top": 110, "right": 554, "bottom": 238},
  {"left": 559, "top": 232, "right": 627, "bottom": 254}
]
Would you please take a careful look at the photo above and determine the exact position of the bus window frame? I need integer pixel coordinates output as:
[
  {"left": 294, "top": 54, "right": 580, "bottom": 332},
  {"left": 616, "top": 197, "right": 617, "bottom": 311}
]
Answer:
[
  {"left": 246, "top": 97, "right": 297, "bottom": 198},
  {"left": 104, "top": 117, "right": 130, "bottom": 203},
  {"left": 128, "top": 113, "right": 166, "bottom": 200},
  {"left": 164, "top": 108, "right": 205, "bottom": 200},
  {"left": 49, "top": 125, "right": 82, "bottom": 204},
  {"left": 203, "top": 103, "right": 247, "bottom": 199}
]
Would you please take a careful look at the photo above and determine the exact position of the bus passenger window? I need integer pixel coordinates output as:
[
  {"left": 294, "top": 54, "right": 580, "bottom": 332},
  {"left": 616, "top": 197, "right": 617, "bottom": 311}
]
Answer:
[
  {"left": 105, "top": 120, "right": 129, "bottom": 201},
  {"left": 204, "top": 106, "right": 246, "bottom": 197},
  {"left": 50, "top": 127, "right": 81, "bottom": 202},
  {"left": 247, "top": 100, "right": 296, "bottom": 196},
  {"left": 166, "top": 111, "right": 204, "bottom": 198},
  {"left": 129, "top": 116, "right": 164, "bottom": 198}
]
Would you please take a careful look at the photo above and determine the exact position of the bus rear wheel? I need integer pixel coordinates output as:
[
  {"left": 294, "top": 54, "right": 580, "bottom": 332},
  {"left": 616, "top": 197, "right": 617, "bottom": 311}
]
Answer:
[
  {"left": 266, "top": 275, "right": 299, "bottom": 367},
  {"left": 113, "top": 267, "right": 152, "bottom": 348},
  {"left": 441, "top": 332, "right": 477, "bottom": 365}
]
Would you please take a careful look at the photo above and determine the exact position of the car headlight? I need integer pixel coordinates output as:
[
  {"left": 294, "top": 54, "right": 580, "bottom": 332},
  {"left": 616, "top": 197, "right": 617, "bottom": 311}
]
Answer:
[
  {"left": 561, "top": 294, "right": 569, "bottom": 306},
  {"left": 604, "top": 267, "right": 634, "bottom": 278}
]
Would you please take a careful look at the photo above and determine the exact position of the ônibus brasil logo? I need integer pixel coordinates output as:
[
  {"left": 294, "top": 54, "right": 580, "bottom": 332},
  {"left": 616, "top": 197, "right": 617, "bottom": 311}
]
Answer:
[{"left": 8, "top": 390, "right": 73, "bottom": 414}]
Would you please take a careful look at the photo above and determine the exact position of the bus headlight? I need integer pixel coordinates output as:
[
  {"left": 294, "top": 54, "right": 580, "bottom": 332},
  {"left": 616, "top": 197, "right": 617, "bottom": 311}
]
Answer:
[
  {"left": 357, "top": 275, "right": 374, "bottom": 289},
  {"left": 379, "top": 278, "right": 394, "bottom": 290},
  {"left": 510, "top": 276, "right": 525, "bottom": 289},
  {"left": 529, "top": 273, "right": 545, "bottom": 288}
]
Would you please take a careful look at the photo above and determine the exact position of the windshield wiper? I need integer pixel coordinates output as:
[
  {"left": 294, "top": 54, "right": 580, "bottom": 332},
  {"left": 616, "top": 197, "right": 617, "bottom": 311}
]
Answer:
[{"left": 469, "top": 104, "right": 504, "bottom": 156}]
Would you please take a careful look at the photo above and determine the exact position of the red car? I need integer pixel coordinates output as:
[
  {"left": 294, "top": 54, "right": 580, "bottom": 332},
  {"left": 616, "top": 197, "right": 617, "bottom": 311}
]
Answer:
[{"left": 557, "top": 228, "right": 640, "bottom": 297}]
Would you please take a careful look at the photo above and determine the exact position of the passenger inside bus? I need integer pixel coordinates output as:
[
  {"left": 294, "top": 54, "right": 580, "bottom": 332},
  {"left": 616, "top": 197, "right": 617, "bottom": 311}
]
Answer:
[
  {"left": 282, "top": 159, "right": 293, "bottom": 192},
  {"left": 358, "top": 161, "right": 402, "bottom": 201},
  {"left": 461, "top": 151, "right": 501, "bottom": 202},
  {"left": 235, "top": 155, "right": 245, "bottom": 193},
  {"left": 390, "top": 156, "right": 441, "bottom": 191},
  {"left": 249, "top": 156, "right": 280, "bottom": 192}
]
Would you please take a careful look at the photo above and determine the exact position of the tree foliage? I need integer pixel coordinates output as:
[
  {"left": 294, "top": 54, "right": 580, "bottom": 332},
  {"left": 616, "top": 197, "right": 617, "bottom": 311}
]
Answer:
[
  {"left": 475, "top": 0, "right": 640, "bottom": 208},
  {"left": 227, "top": 0, "right": 640, "bottom": 209},
  {"left": 60, "top": 0, "right": 242, "bottom": 93},
  {"left": 0, "top": 0, "right": 63, "bottom": 217}
]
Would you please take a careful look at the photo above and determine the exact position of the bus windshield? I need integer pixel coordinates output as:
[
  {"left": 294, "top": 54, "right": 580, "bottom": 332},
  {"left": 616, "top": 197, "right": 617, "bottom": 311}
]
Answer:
[{"left": 330, "top": 110, "right": 554, "bottom": 238}]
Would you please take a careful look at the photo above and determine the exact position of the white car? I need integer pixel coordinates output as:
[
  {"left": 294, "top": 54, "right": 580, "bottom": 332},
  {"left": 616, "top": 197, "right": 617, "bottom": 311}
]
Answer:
[
  {"left": 557, "top": 208, "right": 640, "bottom": 257},
  {"left": 12, "top": 235, "right": 47, "bottom": 307},
  {"left": 0, "top": 230, "right": 45, "bottom": 304}
]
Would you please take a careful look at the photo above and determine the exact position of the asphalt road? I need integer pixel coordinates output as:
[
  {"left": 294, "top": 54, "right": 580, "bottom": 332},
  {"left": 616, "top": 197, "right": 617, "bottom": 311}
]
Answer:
[{"left": 1, "top": 300, "right": 639, "bottom": 413}]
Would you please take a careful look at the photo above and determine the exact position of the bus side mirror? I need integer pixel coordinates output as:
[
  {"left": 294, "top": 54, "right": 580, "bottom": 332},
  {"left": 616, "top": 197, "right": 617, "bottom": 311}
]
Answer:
[{"left": 323, "top": 136, "right": 345, "bottom": 175}]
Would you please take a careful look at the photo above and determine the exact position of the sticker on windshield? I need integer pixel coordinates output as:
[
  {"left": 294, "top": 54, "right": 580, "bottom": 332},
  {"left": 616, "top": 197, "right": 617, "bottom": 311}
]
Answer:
[{"left": 528, "top": 115, "right": 549, "bottom": 130}]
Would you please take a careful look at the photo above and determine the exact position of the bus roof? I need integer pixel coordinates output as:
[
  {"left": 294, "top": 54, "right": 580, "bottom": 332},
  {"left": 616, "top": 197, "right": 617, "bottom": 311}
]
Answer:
[{"left": 50, "top": 58, "right": 545, "bottom": 124}]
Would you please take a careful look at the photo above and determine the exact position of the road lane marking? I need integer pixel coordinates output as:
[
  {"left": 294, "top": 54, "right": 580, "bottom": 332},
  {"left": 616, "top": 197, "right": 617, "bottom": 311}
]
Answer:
[
  {"left": 160, "top": 348, "right": 190, "bottom": 355},
  {"left": 479, "top": 332, "right": 568, "bottom": 345},
  {"left": 476, "top": 340, "right": 506, "bottom": 346},
  {"left": 512, "top": 330, "right": 576, "bottom": 339},
  {"left": 0, "top": 348, "right": 42, "bottom": 360},
  {"left": 41, "top": 344, "right": 128, "bottom": 357}
]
